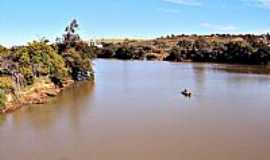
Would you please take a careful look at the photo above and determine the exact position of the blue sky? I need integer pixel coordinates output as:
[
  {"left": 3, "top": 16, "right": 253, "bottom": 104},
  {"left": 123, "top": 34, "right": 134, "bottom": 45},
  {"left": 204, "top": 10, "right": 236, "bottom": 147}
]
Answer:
[{"left": 1, "top": 0, "right": 270, "bottom": 46}]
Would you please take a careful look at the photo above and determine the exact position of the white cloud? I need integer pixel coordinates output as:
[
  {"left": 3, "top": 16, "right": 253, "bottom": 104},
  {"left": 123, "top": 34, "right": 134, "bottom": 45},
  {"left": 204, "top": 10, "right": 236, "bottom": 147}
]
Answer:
[
  {"left": 201, "top": 22, "right": 238, "bottom": 32},
  {"left": 162, "top": 0, "right": 202, "bottom": 6}
]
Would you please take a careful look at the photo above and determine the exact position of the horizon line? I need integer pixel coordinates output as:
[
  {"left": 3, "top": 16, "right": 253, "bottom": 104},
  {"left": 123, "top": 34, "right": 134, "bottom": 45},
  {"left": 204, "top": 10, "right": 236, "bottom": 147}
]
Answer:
[{"left": 2, "top": 32, "right": 270, "bottom": 48}]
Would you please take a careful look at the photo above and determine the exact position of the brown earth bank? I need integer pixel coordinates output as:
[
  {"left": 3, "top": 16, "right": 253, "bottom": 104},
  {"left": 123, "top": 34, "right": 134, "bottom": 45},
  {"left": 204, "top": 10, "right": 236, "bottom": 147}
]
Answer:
[{"left": 0, "top": 77, "right": 74, "bottom": 114}]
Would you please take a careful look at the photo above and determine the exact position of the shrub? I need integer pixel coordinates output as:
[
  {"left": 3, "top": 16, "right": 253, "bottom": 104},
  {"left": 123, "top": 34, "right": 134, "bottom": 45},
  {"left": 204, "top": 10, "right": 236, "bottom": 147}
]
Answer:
[
  {"left": 0, "top": 76, "right": 13, "bottom": 90},
  {"left": 0, "top": 45, "right": 9, "bottom": 57},
  {"left": 11, "top": 40, "right": 69, "bottom": 85},
  {"left": 0, "top": 90, "right": 6, "bottom": 109},
  {"left": 146, "top": 53, "right": 159, "bottom": 60},
  {"left": 114, "top": 47, "right": 133, "bottom": 59},
  {"left": 165, "top": 47, "right": 183, "bottom": 62},
  {"left": 27, "top": 41, "right": 68, "bottom": 79}
]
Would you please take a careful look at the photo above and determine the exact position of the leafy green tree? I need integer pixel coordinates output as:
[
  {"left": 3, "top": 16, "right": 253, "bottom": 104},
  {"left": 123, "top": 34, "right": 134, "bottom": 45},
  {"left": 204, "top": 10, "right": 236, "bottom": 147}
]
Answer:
[{"left": 57, "top": 19, "right": 94, "bottom": 81}]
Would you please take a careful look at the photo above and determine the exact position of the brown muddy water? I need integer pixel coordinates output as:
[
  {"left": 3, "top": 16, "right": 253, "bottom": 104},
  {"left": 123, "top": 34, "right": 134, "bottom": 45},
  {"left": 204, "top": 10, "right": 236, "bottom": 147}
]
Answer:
[{"left": 1, "top": 59, "right": 270, "bottom": 160}]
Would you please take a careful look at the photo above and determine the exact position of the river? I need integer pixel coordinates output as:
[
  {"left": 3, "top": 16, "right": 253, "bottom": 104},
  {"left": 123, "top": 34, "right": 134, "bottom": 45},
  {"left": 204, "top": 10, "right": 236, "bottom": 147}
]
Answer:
[{"left": 1, "top": 59, "right": 270, "bottom": 160}]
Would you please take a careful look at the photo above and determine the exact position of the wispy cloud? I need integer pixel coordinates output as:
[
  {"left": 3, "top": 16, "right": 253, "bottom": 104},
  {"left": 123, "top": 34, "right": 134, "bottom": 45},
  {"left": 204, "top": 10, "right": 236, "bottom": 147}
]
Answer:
[
  {"left": 162, "top": 0, "right": 202, "bottom": 6},
  {"left": 201, "top": 22, "right": 238, "bottom": 32},
  {"left": 242, "top": 0, "right": 270, "bottom": 8}
]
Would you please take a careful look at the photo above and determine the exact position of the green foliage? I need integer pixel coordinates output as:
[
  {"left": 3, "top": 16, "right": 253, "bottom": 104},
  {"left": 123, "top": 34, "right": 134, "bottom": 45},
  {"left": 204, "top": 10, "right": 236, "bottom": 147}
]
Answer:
[
  {"left": 114, "top": 47, "right": 133, "bottom": 60},
  {"left": 1, "top": 19, "right": 94, "bottom": 90},
  {"left": 96, "top": 34, "right": 270, "bottom": 65},
  {"left": 0, "top": 76, "right": 13, "bottom": 90},
  {"left": 0, "top": 45, "right": 9, "bottom": 57},
  {"left": 10, "top": 40, "right": 69, "bottom": 85},
  {"left": 57, "top": 19, "right": 94, "bottom": 81},
  {"left": 14, "top": 47, "right": 31, "bottom": 65},
  {"left": 164, "top": 39, "right": 270, "bottom": 64},
  {"left": 19, "top": 67, "right": 34, "bottom": 85},
  {"left": 0, "top": 19, "right": 95, "bottom": 113},
  {"left": 63, "top": 48, "right": 93, "bottom": 80},
  {"left": 27, "top": 41, "right": 68, "bottom": 78},
  {"left": 164, "top": 46, "right": 183, "bottom": 62},
  {"left": 0, "top": 90, "right": 6, "bottom": 109}
]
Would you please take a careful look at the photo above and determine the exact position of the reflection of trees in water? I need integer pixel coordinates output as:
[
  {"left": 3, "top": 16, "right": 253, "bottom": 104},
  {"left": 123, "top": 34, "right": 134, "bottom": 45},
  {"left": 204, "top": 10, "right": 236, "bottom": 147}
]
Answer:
[
  {"left": 0, "top": 115, "right": 6, "bottom": 126},
  {"left": 122, "top": 60, "right": 130, "bottom": 94},
  {"left": 192, "top": 63, "right": 270, "bottom": 75},
  {"left": 192, "top": 64, "right": 207, "bottom": 91},
  {"left": 225, "top": 74, "right": 270, "bottom": 86},
  {"left": 212, "top": 64, "right": 270, "bottom": 75},
  {"left": 11, "top": 82, "right": 95, "bottom": 131},
  {"left": 211, "top": 65, "right": 270, "bottom": 85},
  {"left": 65, "top": 82, "right": 95, "bottom": 131},
  {"left": 192, "top": 63, "right": 270, "bottom": 89}
]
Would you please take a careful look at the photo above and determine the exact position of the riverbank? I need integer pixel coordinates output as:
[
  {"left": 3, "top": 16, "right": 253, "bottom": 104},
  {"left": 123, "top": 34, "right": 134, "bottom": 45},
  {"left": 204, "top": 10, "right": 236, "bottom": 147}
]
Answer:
[
  {"left": 0, "top": 20, "right": 94, "bottom": 114},
  {"left": 96, "top": 34, "right": 270, "bottom": 65},
  {"left": 0, "top": 77, "right": 74, "bottom": 114}
]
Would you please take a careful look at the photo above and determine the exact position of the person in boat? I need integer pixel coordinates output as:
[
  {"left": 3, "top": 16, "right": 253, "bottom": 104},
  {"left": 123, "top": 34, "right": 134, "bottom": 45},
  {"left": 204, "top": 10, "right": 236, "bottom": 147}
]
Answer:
[{"left": 182, "top": 89, "right": 192, "bottom": 97}]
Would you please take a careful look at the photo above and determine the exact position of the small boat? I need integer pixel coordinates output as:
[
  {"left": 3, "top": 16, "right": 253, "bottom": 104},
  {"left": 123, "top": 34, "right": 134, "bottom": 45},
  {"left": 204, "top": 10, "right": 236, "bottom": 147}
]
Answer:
[{"left": 181, "top": 89, "right": 192, "bottom": 97}]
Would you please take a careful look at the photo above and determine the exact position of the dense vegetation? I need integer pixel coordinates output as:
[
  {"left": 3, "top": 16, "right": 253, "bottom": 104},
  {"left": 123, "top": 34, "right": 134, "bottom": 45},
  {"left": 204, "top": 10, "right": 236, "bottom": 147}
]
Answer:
[
  {"left": 0, "top": 20, "right": 94, "bottom": 109},
  {"left": 96, "top": 34, "right": 270, "bottom": 65}
]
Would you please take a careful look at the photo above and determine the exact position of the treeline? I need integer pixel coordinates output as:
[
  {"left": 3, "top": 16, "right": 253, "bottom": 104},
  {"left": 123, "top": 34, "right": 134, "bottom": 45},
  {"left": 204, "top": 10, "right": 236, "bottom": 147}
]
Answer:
[
  {"left": 95, "top": 34, "right": 270, "bottom": 65},
  {"left": 0, "top": 20, "right": 95, "bottom": 109}
]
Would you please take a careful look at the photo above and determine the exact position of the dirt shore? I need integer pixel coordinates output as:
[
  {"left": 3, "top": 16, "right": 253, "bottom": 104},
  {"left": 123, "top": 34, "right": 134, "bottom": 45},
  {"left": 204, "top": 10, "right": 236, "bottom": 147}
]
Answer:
[{"left": 0, "top": 78, "right": 74, "bottom": 114}]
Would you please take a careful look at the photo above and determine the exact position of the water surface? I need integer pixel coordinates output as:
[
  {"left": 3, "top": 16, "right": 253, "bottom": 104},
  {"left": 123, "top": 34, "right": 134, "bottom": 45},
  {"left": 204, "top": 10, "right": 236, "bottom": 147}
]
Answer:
[{"left": 1, "top": 59, "right": 270, "bottom": 160}]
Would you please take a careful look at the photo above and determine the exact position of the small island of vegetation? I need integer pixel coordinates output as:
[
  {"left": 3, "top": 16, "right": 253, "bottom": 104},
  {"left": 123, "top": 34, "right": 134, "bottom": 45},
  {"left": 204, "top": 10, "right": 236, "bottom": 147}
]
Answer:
[{"left": 0, "top": 20, "right": 95, "bottom": 113}]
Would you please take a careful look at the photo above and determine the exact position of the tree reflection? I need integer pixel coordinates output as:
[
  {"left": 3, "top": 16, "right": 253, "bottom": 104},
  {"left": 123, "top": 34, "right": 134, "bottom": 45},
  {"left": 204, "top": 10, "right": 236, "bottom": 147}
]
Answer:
[
  {"left": 0, "top": 115, "right": 6, "bottom": 126},
  {"left": 10, "top": 82, "right": 95, "bottom": 131}
]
